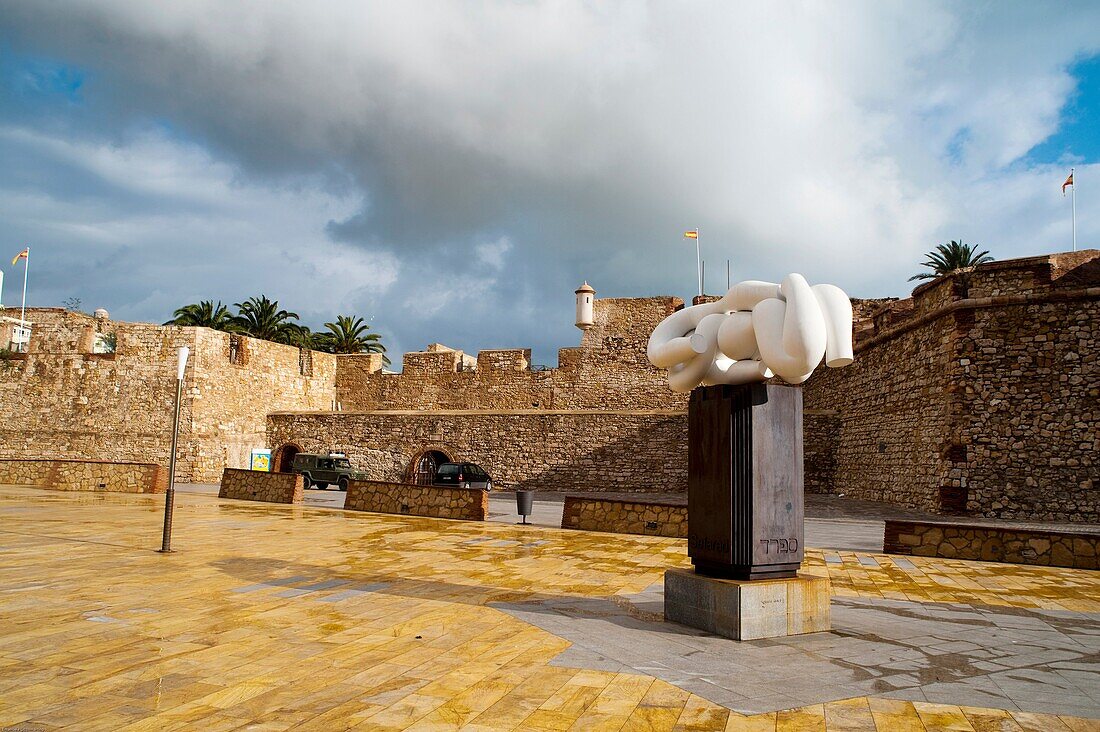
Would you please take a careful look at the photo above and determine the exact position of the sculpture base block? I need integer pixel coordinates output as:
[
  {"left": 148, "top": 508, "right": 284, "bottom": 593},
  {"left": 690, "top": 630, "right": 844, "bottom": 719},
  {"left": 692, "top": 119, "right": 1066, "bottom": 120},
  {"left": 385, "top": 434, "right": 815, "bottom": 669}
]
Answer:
[{"left": 664, "top": 568, "right": 830, "bottom": 641}]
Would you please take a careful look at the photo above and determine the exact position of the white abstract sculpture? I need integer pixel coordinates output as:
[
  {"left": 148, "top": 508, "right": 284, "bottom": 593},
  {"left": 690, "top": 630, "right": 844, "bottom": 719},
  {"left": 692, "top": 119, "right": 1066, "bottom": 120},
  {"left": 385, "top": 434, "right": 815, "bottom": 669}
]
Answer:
[{"left": 647, "top": 274, "right": 854, "bottom": 392}]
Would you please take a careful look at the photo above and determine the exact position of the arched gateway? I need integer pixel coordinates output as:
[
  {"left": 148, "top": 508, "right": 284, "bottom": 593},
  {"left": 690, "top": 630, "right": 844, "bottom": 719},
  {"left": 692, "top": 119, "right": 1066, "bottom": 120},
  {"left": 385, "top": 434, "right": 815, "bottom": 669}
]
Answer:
[
  {"left": 409, "top": 448, "right": 453, "bottom": 485},
  {"left": 273, "top": 443, "right": 301, "bottom": 473}
]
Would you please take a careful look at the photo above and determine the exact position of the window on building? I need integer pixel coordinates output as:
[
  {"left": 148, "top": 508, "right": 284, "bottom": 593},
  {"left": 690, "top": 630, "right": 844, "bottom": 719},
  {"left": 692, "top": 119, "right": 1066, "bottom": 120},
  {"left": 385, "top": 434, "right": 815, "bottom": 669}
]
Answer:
[
  {"left": 299, "top": 347, "right": 313, "bottom": 376},
  {"left": 229, "top": 335, "right": 244, "bottom": 365}
]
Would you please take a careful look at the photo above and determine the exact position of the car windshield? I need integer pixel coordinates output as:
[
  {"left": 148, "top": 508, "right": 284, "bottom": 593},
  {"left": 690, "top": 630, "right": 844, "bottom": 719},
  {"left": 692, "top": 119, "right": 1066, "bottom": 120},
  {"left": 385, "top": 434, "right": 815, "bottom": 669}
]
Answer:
[
  {"left": 437, "top": 464, "right": 460, "bottom": 476},
  {"left": 334, "top": 459, "right": 351, "bottom": 468}
]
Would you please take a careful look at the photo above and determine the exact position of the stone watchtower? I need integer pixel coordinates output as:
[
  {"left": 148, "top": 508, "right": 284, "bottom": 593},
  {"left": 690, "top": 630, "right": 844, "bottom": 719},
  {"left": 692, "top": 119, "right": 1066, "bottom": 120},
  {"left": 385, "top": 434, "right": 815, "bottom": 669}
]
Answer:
[{"left": 575, "top": 281, "right": 595, "bottom": 330}]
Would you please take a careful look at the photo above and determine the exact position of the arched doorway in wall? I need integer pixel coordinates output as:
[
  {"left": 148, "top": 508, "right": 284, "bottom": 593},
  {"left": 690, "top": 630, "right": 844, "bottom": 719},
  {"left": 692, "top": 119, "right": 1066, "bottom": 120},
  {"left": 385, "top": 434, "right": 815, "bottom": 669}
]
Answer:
[
  {"left": 409, "top": 449, "right": 453, "bottom": 485},
  {"left": 273, "top": 443, "right": 301, "bottom": 473}
]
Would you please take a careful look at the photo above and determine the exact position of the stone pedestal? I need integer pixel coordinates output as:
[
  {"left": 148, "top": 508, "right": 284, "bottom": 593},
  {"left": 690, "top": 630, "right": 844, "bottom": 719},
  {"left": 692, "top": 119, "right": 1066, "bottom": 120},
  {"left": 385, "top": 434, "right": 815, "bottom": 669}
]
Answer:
[
  {"left": 688, "top": 384, "right": 804, "bottom": 580},
  {"left": 664, "top": 567, "right": 830, "bottom": 641}
]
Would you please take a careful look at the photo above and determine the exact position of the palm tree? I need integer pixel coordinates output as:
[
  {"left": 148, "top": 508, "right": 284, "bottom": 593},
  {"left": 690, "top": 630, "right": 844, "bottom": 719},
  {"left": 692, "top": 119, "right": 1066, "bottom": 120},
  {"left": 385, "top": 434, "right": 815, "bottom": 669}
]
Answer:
[
  {"left": 164, "top": 300, "right": 237, "bottom": 330},
  {"left": 317, "top": 315, "right": 389, "bottom": 365},
  {"left": 909, "top": 240, "right": 993, "bottom": 281},
  {"left": 232, "top": 296, "right": 303, "bottom": 344}
]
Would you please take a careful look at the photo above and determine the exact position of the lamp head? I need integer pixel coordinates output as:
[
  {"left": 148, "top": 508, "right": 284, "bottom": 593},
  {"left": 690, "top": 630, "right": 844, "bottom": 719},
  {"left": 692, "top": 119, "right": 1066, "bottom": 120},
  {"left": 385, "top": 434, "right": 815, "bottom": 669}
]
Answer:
[{"left": 177, "top": 346, "right": 190, "bottom": 380}]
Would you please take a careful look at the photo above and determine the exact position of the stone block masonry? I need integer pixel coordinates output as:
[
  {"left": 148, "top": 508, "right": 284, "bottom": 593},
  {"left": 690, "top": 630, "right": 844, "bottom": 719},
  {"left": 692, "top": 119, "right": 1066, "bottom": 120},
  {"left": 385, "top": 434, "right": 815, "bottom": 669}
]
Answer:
[
  {"left": 218, "top": 468, "right": 303, "bottom": 504},
  {"left": 0, "top": 458, "right": 166, "bottom": 493},
  {"left": 0, "top": 309, "right": 337, "bottom": 483},
  {"left": 335, "top": 297, "right": 688, "bottom": 413},
  {"left": 269, "top": 410, "right": 687, "bottom": 494},
  {"left": 664, "top": 568, "right": 831, "bottom": 641},
  {"left": 561, "top": 495, "right": 687, "bottom": 537},
  {"left": 884, "top": 519, "right": 1099, "bottom": 570},
  {"left": 803, "top": 250, "right": 1099, "bottom": 523},
  {"left": 345, "top": 479, "right": 488, "bottom": 520}
]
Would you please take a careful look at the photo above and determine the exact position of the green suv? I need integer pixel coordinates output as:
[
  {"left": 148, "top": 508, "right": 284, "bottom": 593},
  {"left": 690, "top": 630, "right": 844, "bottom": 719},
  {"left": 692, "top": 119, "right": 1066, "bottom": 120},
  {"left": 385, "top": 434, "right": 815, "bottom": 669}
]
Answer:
[{"left": 290, "top": 453, "right": 366, "bottom": 491}]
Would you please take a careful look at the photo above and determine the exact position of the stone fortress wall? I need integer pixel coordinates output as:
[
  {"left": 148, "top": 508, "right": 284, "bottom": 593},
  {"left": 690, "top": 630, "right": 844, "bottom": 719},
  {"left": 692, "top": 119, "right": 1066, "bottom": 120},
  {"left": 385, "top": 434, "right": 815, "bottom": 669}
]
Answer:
[
  {"left": 270, "top": 296, "right": 692, "bottom": 493},
  {"left": 802, "top": 250, "right": 1099, "bottom": 522},
  {"left": 1, "top": 250, "right": 1096, "bottom": 522},
  {"left": 334, "top": 296, "right": 688, "bottom": 412},
  {"left": 0, "top": 308, "right": 336, "bottom": 483}
]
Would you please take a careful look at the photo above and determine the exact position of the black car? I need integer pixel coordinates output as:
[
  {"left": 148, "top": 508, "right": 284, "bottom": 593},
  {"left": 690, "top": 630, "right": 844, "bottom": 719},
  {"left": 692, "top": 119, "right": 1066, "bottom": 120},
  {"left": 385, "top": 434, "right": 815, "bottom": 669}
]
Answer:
[{"left": 433, "top": 462, "right": 493, "bottom": 491}]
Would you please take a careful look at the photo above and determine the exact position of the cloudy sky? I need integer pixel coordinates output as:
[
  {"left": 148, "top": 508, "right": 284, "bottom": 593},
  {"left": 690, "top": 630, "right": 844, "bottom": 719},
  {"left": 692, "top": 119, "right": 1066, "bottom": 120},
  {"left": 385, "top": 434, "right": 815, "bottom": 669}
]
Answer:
[{"left": 1, "top": 2, "right": 1097, "bottom": 365}]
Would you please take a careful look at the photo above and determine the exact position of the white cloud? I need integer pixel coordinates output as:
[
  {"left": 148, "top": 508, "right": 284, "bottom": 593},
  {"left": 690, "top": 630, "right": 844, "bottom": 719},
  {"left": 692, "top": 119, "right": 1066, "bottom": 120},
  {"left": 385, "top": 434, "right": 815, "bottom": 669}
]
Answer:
[
  {"left": 0, "top": 125, "right": 396, "bottom": 324},
  {"left": 475, "top": 237, "right": 512, "bottom": 271},
  {"left": 0, "top": 1, "right": 1098, "bottom": 361}
]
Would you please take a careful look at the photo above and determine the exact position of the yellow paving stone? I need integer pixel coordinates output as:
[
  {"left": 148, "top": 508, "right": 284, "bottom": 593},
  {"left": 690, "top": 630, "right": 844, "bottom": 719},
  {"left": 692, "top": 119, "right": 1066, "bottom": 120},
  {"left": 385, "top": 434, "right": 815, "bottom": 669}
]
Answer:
[
  {"left": 2, "top": 485, "right": 1100, "bottom": 732},
  {"left": 675, "top": 694, "right": 731, "bottom": 729},
  {"left": 868, "top": 698, "right": 926, "bottom": 732},
  {"left": 959, "top": 706, "right": 1024, "bottom": 732},
  {"left": 1010, "top": 711, "right": 1072, "bottom": 731},
  {"left": 822, "top": 698, "right": 875, "bottom": 731},
  {"left": 725, "top": 712, "right": 779, "bottom": 731},
  {"left": 624, "top": 704, "right": 692, "bottom": 731},
  {"left": 776, "top": 704, "right": 827, "bottom": 731},
  {"left": 912, "top": 702, "right": 977, "bottom": 731}
]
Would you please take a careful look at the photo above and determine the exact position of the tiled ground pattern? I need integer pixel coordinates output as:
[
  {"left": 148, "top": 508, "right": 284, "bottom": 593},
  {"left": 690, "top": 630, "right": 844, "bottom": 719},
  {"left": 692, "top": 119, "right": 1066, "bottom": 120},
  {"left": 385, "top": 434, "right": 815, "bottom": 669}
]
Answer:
[{"left": 0, "top": 486, "right": 1097, "bottom": 731}]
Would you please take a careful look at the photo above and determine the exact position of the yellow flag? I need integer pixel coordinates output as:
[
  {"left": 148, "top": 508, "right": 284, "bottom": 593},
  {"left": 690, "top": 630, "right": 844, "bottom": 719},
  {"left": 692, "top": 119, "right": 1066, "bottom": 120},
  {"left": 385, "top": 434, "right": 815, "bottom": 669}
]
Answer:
[
  {"left": 683, "top": 231, "right": 698, "bottom": 239},
  {"left": 11, "top": 248, "right": 28, "bottom": 266}
]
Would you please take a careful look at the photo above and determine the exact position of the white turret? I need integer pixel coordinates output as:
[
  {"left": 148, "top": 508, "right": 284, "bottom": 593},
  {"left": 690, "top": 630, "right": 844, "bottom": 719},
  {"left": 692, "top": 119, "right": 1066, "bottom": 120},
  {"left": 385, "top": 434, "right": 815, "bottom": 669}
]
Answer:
[{"left": 575, "top": 281, "right": 595, "bottom": 330}]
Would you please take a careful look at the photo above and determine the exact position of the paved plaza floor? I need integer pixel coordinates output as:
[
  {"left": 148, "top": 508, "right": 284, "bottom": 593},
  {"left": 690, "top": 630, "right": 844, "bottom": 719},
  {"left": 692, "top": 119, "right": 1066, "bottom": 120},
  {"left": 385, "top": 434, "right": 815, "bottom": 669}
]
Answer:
[{"left": 1, "top": 485, "right": 1098, "bottom": 731}]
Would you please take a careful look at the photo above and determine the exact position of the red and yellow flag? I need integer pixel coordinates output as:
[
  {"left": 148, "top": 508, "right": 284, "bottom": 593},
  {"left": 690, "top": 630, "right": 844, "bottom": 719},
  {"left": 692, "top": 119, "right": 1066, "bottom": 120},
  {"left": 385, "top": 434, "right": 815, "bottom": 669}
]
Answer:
[
  {"left": 1063, "top": 172, "right": 1074, "bottom": 195},
  {"left": 683, "top": 230, "right": 698, "bottom": 239},
  {"left": 11, "top": 248, "right": 28, "bottom": 266}
]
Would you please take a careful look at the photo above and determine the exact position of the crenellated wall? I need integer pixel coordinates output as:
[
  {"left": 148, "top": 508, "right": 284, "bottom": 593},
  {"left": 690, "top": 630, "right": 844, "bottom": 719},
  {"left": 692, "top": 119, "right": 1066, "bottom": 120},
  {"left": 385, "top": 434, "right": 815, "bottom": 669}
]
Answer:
[
  {"left": 335, "top": 297, "right": 688, "bottom": 412},
  {"left": 4, "top": 252, "right": 1096, "bottom": 519},
  {"left": 0, "top": 310, "right": 337, "bottom": 483}
]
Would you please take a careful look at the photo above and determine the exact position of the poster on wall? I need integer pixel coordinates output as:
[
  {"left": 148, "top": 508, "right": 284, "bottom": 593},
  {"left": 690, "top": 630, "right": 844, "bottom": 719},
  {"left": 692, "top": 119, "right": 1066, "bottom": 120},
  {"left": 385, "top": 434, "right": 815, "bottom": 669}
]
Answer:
[{"left": 250, "top": 449, "right": 272, "bottom": 472}]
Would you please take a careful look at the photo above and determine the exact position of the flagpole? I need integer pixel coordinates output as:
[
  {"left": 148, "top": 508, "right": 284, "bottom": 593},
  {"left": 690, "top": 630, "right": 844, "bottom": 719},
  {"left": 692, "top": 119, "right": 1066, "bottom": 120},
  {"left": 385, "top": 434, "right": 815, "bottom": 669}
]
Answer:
[
  {"left": 1071, "top": 168, "right": 1076, "bottom": 252},
  {"left": 19, "top": 247, "right": 28, "bottom": 326},
  {"left": 695, "top": 229, "right": 701, "bottom": 296}
]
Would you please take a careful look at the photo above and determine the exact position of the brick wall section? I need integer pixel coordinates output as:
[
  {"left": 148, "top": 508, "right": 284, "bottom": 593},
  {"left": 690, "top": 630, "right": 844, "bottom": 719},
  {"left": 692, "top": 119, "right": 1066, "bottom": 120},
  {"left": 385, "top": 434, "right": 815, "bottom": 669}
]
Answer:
[
  {"left": 803, "top": 250, "right": 1099, "bottom": 522},
  {"left": 884, "top": 520, "right": 1099, "bottom": 570},
  {"left": 0, "top": 458, "right": 167, "bottom": 493},
  {"left": 344, "top": 479, "right": 488, "bottom": 520},
  {"left": 0, "top": 311, "right": 336, "bottom": 483},
  {"left": 268, "top": 410, "right": 687, "bottom": 493},
  {"left": 561, "top": 496, "right": 687, "bottom": 538},
  {"left": 218, "top": 468, "right": 303, "bottom": 504}
]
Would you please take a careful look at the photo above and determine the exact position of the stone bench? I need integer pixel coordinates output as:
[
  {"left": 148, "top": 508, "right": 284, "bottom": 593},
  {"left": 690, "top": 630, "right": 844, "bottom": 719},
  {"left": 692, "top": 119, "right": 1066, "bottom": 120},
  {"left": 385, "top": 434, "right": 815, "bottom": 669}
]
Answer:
[
  {"left": 884, "top": 519, "right": 1099, "bottom": 570},
  {"left": 218, "top": 468, "right": 303, "bottom": 504},
  {"left": 0, "top": 458, "right": 167, "bottom": 494},
  {"left": 345, "top": 480, "right": 488, "bottom": 521},
  {"left": 561, "top": 495, "right": 687, "bottom": 538}
]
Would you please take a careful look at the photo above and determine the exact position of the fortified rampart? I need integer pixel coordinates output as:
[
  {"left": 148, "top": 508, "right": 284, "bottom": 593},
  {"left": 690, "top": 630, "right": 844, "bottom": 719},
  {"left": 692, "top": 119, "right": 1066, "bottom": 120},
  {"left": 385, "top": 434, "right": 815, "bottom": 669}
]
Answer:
[
  {"left": 2, "top": 252, "right": 1096, "bottom": 523},
  {"left": 335, "top": 297, "right": 687, "bottom": 411},
  {"left": 803, "top": 250, "right": 1099, "bottom": 522},
  {"left": 272, "top": 296, "right": 692, "bottom": 493},
  {"left": 0, "top": 309, "right": 336, "bottom": 483}
]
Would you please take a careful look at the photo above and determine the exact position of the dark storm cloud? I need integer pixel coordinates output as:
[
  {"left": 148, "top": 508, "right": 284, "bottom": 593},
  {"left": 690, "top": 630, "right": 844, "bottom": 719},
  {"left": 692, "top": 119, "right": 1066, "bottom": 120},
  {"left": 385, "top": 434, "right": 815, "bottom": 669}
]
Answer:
[{"left": 0, "top": 1, "right": 1098, "bottom": 364}]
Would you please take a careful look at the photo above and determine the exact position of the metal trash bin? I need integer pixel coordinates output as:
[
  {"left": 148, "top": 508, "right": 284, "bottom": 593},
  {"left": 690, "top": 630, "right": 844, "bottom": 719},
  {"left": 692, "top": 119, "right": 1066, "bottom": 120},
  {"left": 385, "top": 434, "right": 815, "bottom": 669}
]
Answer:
[{"left": 516, "top": 490, "right": 534, "bottom": 524}]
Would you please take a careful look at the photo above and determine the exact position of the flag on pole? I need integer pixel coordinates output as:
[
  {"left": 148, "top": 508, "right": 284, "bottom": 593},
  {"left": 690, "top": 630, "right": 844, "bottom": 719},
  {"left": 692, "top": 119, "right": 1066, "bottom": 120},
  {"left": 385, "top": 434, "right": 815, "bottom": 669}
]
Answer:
[
  {"left": 683, "top": 230, "right": 698, "bottom": 239},
  {"left": 11, "top": 248, "right": 28, "bottom": 266},
  {"left": 1063, "top": 172, "right": 1074, "bottom": 195}
]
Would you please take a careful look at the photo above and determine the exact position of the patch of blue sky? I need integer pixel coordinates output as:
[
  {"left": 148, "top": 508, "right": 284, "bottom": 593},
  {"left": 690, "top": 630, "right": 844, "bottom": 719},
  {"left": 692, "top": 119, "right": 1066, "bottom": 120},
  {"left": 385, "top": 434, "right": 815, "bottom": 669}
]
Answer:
[
  {"left": 944, "top": 127, "right": 971, "bottom": 166},
  {"left": 1025, "top": 53, "right": 1100, "bottom": 165},
  {"left": 1, "top": 46, "right": 86, "bottom": 103}
]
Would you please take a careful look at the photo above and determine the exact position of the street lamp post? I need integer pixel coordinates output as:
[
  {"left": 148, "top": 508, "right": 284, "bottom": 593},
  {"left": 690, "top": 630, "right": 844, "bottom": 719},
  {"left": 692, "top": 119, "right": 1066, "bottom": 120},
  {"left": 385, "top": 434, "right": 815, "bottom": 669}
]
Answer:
[{"left": 159, "top": 346, "right": 189, "bottom": 553}]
